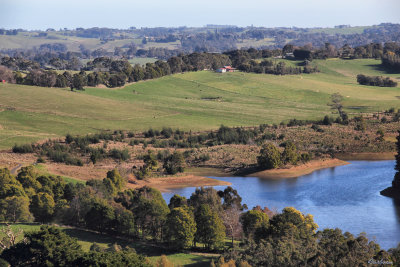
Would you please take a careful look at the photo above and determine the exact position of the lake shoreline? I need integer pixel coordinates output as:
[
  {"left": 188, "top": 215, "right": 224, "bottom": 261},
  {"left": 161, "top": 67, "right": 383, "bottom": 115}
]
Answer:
[
  {"left": 126, "top": 174, "right": 231, "bottom": 192},
  {"left": 246, "top": 158, "right": 349, "bottom": 179},
  {"left": 335, "top": 152, "right": 396, "bottom": 161},
  {"left": 140, "top": 152, "right": 396, "bottom": 191}
]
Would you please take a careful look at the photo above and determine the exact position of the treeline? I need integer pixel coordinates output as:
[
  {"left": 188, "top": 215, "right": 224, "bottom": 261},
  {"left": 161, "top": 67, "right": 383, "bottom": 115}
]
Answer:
[
  {"left": 237, "top": 60, "right": 318, "bottom": 75},
  {"left": 382, "top": 51, "right": 400, "bottom": 72},
  {"left": 1, "top": 166, "right": 399, "bottom": 266},
  {"left": 0, "top": 52, "right": 231, "bottom": 89},
  {"left": 2, "top": 42, "right": 400, "bottom": 89},
  {"left": 3, "top": 24, "right": 400, "bottom": 56},
  {"left": 357, "top": 74, "right": 398, "bottom": 87},
  {"left": 223, "top": 47, "right": 319, "bottom": 75}
]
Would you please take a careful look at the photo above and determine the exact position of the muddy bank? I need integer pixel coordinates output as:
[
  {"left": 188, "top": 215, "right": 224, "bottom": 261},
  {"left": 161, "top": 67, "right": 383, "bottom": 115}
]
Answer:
[
  {"left": 247, "top": 158, "right": 349, "bottom": 179},
  {"left": 127, "top": 175, "right": 231, "bottom": 192},
  {"left": 335, "top": 152, "right": 396, "bottom": 161}
]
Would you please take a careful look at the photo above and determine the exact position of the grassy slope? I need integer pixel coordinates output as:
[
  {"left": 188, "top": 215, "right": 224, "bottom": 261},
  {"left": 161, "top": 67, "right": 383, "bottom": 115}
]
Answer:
[
  {"left": 0, "top": 59, "right": 399, "bottom": 149},
  {"left": 32, "top": 164, "right": 85, "bottom": 184}
]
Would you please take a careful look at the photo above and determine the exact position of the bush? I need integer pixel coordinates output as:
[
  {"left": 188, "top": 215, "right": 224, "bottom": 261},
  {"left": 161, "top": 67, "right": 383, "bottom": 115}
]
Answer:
[
  {"left": 257, "top": 143, "right": 281, "bottom": 169},
  {"left": 129, "top": 139, "right": 139, "bottom": 146},
  {"left": 161, "top": 127, "right": 173, "bottom": 138},
  {"left": 164, "top": 151, "right": 185, "bottom": 174},
  {"left": 199, "top": 153, "right": 210, "bottom": 162},
  {"left": 47, "top": 150, "right": 83, "bottom": 166},
  {"left": 357, "top": 74, "right": 397, "bottom": 87},
  {"left": 322, "top": 115, "right": 333, "bottom": 125},
  {"left": 109, "top": 149, "right": 130, "bottom": 161},
  {"left": 37, "top": 157, "right": 46, "bottom": 163},
  {"left": 281, "top": 141, "right": 299, "bottom": 165},
  {"left": 300, "top": 153, "right": 312, "bottom": 162},
  {"left": 12, "top": 143, "right": 34, "bottom": 153}
]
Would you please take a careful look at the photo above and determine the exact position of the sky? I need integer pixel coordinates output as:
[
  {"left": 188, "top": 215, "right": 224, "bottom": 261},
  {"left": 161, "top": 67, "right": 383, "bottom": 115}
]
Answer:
[{"left": 1, "top": 0, "right": 399, "bottom": 30}]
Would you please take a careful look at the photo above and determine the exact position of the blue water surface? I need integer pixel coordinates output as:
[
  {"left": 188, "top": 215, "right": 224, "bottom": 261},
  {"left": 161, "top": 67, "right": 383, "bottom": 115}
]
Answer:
[{"left": 162, "top": 161, "right": 400, "bottom": 250}]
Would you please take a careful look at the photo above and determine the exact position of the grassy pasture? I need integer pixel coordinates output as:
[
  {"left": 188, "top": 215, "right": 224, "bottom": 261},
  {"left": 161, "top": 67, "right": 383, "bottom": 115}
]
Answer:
[
  {"left": 0, "top": 59, "right": 399, "bottom": 150},
  {"left": 128, "top": 57, "right": 158, "bottom": 65},
  {"left": 306, "top": 26, "right": 370, "bottom": 35}
]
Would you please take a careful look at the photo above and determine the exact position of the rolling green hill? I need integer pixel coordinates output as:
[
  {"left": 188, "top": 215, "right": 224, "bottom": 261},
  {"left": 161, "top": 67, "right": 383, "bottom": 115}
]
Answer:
[{"left": 0, "top": 59, "right": 399, "bottom": 149}]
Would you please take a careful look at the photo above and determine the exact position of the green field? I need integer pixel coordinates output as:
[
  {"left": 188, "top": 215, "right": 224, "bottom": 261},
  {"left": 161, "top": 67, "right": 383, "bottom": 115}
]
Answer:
[
  {"left": 0, "top": 59, "right": 399, "bottom": 149},
  {"left": 307, "top": 26, "right": 370, "bottom": 35},
  {"left": 0, "top": 224, "right": 214, "bottom": 266}
]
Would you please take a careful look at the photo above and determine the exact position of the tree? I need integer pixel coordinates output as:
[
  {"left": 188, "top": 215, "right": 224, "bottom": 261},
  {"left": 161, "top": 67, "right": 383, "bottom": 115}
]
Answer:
[
  {"left": 281, "top": 141, "right": 299, "bottom": 165},
  {"left": 116, "top": 187, "right": 169, "bottom": 240},
  {"left": 2, "top": 196, "right": 32, "bottom": 223},
  {"left": 71, "top": 73, "right": 86, "bottom": 91},
  {"left": 105, "top": 169, "right": 125, "bottom": 192},
  {"left": 168, "top": 194, "right": 188, "bottom": 210},
  {"left": 189, "top": 187, "right": 223, "bottom": 214},
  {"left": 0, "top": 66, "right": 15, "bottom": 83},
  {"left": 217, "top": 186, "right": 247, "bottom": 210},
  {"left": 354, "top": 116, "right": 366, "bottom": 132},
  {"left": 107, "top": 73, "right": 126, "bottom": 88},
  {"left": 16, "top": 166, "right": 41, "bottom": 193},
  {"left": 165, "top": 207, "right": 197, "bottom": 249},
  {"left": 257, "top": 143, "right": 281, "bottom": 170},
  {"left": 282, "top": 44, "right": 295, "bottom": 55},
  {"left": 194, "top": 204, "right": 226, "bottom": 250},
  {"left": 136, "top": 151, "right": 158, "bottom": 179},
  {"left": 240, "top": 210, "right": 269, "bottom": 238},
  {"left": 29, "top": 192, "right": 55, "bottom": 223},
  {"left": 74, "top": 250, "right": 150, "bottom": 267},
  {"left": 84, "top": 199, "right": 115, "bottom": 233},
  {"left": 113, "top": 204, "right": 135, "bottom": 236},
  {"left": 1, "top": 226, "right": 82, "bottom": 266},
  {"left": 0, "top": 168, "right": 26, "bottom": 199},
  {"left": 293, "top": 49, "right": 312, "bottom": 60},
  {"left": 269, "top": 207, "right": 318, "bottom": 238},
  {"left": 163, "top": 151, "right": 185, "bottom": 175},
  {"left": 0, "top": 225, "right": 26, "bottom": 251},
  {"left": 62, "top": 186, "right": 97, "bottom": 226},
  {"left": 221, "top": 207, "right": 242, "bottom": 247},
  {"left": 329, "top": 93, "right": 344, "bottom": 118}
]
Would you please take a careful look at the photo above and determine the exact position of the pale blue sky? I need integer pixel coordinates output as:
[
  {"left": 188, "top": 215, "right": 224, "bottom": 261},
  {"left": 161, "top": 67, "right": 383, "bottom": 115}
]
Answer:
[{"left": 1, "top": 0, "right": 399, "bottom": 30}]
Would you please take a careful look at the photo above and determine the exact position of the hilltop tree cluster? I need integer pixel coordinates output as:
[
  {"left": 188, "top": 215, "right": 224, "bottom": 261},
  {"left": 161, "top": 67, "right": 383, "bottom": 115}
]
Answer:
[
  {"left": 357, "top": 74, "right": 398, "bottom": 87},
  {"left": 257, "top": 141, "right": 309, "bottom": 170},
  {"left": 0, "top": 52, "right": 231, "bottom": 89}
]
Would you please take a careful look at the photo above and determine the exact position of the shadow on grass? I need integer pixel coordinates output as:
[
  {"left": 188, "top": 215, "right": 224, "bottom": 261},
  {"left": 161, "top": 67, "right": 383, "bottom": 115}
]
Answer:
[
  {"left": 62, "top": 228, "right": 163, "bottom": 256},
  {"left": 365, "top": 64, "right": 400, "bottom": 75},
  {"left": 62, "top": 228, "right": 216, "bottom": 264}
]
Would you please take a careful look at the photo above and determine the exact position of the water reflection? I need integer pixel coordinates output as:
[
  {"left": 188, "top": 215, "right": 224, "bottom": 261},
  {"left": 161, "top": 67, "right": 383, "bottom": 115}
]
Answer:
[{"left": 162, "top": 160, "right": 399, "bottom": 249}]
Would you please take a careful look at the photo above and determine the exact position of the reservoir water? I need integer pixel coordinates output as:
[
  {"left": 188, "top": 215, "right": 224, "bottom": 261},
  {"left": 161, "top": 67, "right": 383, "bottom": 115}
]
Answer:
[{"left": 162, "top": 160, "right": 400, "bottom": 250}]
